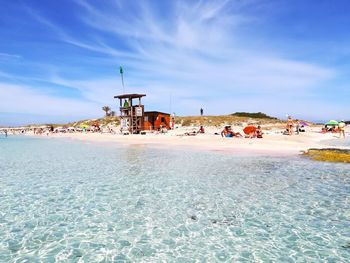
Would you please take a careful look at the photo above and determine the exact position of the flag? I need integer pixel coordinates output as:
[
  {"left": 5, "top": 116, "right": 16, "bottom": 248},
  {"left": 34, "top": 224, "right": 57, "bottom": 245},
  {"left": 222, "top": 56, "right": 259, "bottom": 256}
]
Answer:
[{"left": 120, "top": 66, "right": 125, "bottom": 92}]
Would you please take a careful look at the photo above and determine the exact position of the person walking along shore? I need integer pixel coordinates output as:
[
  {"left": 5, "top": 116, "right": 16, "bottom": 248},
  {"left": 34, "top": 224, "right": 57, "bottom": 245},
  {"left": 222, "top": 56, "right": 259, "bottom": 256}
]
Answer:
[{"left": 339, "top": 120, "right": 346, "bottom": 138}]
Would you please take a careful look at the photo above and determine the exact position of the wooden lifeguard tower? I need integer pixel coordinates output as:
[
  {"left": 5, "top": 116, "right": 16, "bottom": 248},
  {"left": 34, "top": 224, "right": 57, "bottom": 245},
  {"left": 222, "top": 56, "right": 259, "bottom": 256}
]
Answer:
[{"left": 114, "top": 93, "right": 146, "bottom": 134}]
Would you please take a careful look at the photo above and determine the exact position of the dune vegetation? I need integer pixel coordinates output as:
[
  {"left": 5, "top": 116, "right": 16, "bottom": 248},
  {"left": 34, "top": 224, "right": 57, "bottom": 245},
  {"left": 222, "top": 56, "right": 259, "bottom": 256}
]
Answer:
[{"left": 23, "top": 113, "right": 283, "bottom": 129}]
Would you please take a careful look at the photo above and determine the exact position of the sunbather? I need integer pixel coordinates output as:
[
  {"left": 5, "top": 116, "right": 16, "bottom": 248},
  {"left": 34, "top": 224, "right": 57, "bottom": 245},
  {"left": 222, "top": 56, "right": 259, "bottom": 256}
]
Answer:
[
  {"left": 198, "top": 126, "right": 205, "bottom": 134},
  {"left": 256, "top": 126, "right": 263, "bottom": 138},
  {"left": 248, "top": 126, "right": 263, "bottom": 138},
  {"left": 221, "top": 126, "right": 243, "bottom": 138},
  {"left": 185, "top": 131, "right": 197, "bottom": 136}
]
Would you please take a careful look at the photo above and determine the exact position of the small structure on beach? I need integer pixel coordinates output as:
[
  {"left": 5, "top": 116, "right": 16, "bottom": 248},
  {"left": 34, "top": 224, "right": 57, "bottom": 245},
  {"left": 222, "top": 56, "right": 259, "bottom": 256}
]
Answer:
[
  {"left": 144, "top": 111, "right": 170, "bottom": 131},
  {"left": 114, "top": 93, "right": 170, "bottom": 133},
  {"left": 114, "top": 93, "right": 146, "bottom": 134}
]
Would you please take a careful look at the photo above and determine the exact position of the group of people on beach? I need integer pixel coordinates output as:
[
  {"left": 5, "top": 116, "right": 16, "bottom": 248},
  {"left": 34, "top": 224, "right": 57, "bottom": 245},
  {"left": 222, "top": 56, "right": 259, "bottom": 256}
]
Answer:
[
  {"left": 287, "top": 116, "right": 346, "bottom": 138},
  {"left": 325, "top": 120, "right": 346, "bottom": 138},
  {"left": 285, "top": 116, "right": 306, "bottom": 135},
  {"left": 220, "top": 125, "right": 263, "bottom": 138},
  {"left": 180, "top": 124, "right": 263, "bottom": 138},
  {"left": 1, "top": 129, "right": 8, "bottom": 137},
  {"left": 1, "top": 129, "right": 27, "bottom": 136},
  {"left": 2, "top": 115, "right": 347, "bottom": 139}
]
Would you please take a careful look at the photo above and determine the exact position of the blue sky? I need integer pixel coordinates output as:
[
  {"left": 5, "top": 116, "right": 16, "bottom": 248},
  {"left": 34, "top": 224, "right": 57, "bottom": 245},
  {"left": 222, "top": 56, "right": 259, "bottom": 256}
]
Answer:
[{"left": 1, "top": 0, "right": 350, "bottom": 126}]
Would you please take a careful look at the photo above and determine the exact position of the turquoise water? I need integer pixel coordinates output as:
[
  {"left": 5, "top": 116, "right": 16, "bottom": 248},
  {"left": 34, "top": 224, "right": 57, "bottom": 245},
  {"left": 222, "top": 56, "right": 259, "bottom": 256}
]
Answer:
[
  {"left": 324, "top": 137, "right": 350, "bottom": 147},
  {"left": 0, "top": 136, "right": 349, "bottom": 262}
]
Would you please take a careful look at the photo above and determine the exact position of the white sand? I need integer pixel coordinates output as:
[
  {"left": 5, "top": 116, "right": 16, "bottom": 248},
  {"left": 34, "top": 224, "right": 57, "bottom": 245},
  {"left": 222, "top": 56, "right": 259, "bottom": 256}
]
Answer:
[{"left": 35, "top": 126, "right": 349, "bottom": 156}]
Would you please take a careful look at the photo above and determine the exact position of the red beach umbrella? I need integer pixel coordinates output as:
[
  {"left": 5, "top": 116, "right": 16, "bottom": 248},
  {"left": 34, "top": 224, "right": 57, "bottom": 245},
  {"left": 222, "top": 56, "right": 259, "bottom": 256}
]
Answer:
[{"left": 243, "top": 126, "right": 257, "bottom": 135}]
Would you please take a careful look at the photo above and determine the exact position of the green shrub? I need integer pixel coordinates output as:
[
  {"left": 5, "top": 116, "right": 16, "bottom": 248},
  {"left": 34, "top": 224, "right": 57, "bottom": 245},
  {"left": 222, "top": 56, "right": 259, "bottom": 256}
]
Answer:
[
  {"left": 181, "top": 119, "right": 192, "bottom": 126},
  {"left": 230, "top": 112, "right": 277, "bottom": 119}
]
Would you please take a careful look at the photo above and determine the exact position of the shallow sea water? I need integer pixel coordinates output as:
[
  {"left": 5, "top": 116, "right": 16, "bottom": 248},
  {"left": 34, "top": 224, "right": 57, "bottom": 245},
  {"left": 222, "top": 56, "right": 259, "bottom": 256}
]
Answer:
[
  {"left": 0, "top": 136, "right": 349, "bottom": 262},
  {"left": 323, "top": 137, "right": 350, "bottom": 147}
]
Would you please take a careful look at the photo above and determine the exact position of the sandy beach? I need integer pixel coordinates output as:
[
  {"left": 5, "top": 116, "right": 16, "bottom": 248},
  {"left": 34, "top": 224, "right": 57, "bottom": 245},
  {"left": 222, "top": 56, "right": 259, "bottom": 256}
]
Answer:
[{"left": 37, "top": 126, "right": 348, "bottom": 156}]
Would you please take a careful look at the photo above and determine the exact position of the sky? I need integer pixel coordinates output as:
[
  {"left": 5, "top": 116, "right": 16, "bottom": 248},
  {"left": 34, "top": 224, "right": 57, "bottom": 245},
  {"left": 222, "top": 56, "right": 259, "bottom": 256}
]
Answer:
[{"left": 1, "top": 0, "right": 350, "bottom": 126}]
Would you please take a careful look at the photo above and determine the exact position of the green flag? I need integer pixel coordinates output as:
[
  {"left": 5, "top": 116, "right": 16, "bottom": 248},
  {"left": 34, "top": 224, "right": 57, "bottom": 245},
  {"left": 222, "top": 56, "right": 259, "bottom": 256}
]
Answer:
[{"left": 120, "top": 66, "right": 125, "bottom": 93}]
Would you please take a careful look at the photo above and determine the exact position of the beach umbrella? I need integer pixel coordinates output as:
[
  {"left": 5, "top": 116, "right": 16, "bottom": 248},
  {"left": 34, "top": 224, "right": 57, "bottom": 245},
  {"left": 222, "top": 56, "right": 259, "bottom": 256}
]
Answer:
[
  {"left": 243, "top": 125, "right": 257, "bottom": 135},
  {"left": 299, "top": 121, "right": 309, "bottom": 126},
  {"left": 80, "top": 124, "right": 89, "bottom": 129},
  {"left": 325, "top": 120, "right": 338, "bottom": 126}
]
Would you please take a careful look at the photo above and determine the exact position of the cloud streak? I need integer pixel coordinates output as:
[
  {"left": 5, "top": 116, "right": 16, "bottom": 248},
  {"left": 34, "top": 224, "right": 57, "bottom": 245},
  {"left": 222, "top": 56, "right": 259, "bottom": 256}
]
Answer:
[
  {"left": 0, "top": 82, "right": 99, "bottom": 117},
  {"left": 71, "top": 0, "right": 335, "bottom": 92},
  {"left": 0, "top": 52, "right": 22, "bottom": 62},
  {"left": 1, "top": 0, "right": 348, "bottom": 125}
]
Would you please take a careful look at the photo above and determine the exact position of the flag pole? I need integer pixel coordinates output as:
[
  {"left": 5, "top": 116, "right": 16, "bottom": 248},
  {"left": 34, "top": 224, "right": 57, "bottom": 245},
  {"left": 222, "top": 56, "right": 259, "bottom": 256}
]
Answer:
[
  {"left": 120, "top": 66, "right": 124, "bottom": 94},
  {"left": 169, "top": 93, "right": 172, "bottom": 114}
]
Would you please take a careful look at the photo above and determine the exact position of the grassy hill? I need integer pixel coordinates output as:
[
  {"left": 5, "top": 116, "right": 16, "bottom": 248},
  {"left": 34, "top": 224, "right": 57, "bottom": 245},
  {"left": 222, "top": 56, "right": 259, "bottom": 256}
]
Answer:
[
  {"left": 66, "top": 116, "right": 120, "bottom": 127},
  {"left": 230, "top": 112, "right": 277, "bottom": 119},
  {"left": 70, "top": 115, "right": 282, "bottom": 128},
  {"left": 20, "top": 116, "right": 120, "bottom": 128},
  {"left": 21, "top": 113, "right": 283, "bottom": 128},
  {"left": 175, "top": 113, "right": 282, "bottom": 127}
]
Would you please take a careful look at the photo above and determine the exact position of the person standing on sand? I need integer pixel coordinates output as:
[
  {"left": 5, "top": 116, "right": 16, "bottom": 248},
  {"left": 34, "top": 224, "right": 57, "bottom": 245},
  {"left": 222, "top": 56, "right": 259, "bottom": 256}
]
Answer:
[
  {"left": 287, "top": 116, "right": 294, "bottom": 135},
  {"left": 338, "top": 120, "right": 346, "bottom": 138},
  {"left": 295, "top": 120, "right": 300, "bottom": 135},
  {"left": 200, "top": 108, "right": 203, "bottom": 116}
]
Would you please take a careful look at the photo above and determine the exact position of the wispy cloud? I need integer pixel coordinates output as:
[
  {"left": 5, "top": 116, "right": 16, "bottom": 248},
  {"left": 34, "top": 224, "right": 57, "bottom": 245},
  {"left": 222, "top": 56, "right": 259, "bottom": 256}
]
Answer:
[
  {"left": 25, "top": 5, "right": 135, "bottom": 59},
  {"left": 0, "top": 52, "right": 22, "bottom": 62},
  {"left": 61, "top": 0, "right": 336, "bottom": 117},
  {"left": 0, "top": 70, "right": 14, "bottom": 78},
  {"left": 1, "top": 0, "right": 347, "bottom": 124},
  {"left": 0, "top": 82, "right": 99, "bottom": 117}
]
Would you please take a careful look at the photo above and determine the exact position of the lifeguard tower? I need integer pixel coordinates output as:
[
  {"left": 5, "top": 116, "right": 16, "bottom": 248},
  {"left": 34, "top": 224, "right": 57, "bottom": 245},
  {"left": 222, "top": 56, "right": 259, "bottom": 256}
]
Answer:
[{"left": 114, "top": 93, "right": 146, "bottom": 134}]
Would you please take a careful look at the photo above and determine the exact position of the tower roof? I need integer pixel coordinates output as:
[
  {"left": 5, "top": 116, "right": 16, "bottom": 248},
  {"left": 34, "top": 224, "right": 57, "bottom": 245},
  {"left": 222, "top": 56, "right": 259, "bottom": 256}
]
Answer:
[{"left": 114, "top": 93, "right": 146, "bottom": 99}]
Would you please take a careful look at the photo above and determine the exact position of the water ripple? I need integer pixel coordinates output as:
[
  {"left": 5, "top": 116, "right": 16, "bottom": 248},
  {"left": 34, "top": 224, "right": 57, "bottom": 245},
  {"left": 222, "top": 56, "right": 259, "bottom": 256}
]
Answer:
[{"left": 0, "top": 136, "right": 349, "bottom": 261}]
